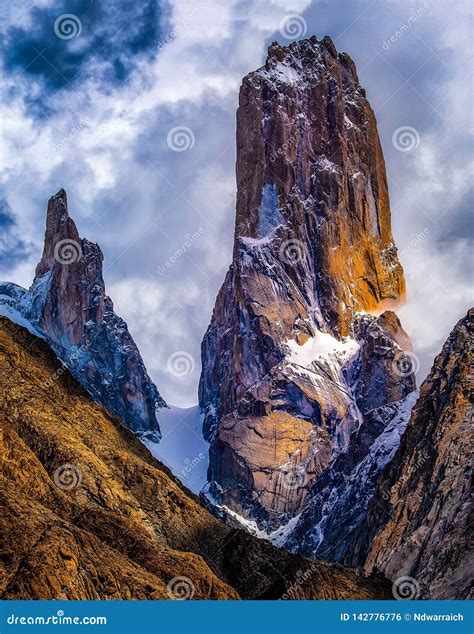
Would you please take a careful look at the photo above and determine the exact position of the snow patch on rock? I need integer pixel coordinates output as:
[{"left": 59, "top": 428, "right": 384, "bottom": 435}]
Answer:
[
  {"left": 0, "top": 300, "right": 43, "bottom": 339},
  {"left": 258, "top": 183, "right": 284, "bottom": 237},
  {"left": 285, "top": 390, "right": 419, "bottom": 558},
  {"left": 285, "top": 330, "right": 360, "bottom": 368}
]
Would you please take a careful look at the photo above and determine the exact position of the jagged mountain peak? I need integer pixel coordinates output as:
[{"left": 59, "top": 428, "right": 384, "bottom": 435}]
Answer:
[
  {"left": 35, "top": 188, "right": 81, "bottom": 278},
  {"left": 0, "top": 190, "right": 165, "bottom": 441},
  {"left": 199, "top": 38, "right": 413, "bottom": 536},
  {"left": 262, "top": 35, "right": 356, "bottom": 80},
  {"left": 233, "top": 34, "right": 405, "bottom": 335}
]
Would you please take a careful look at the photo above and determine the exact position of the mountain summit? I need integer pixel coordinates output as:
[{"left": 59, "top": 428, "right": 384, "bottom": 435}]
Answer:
[
  {"left": 233, "top": 36, "right": 405, "bottom": 332},
  {"left": 0, "top": 189, "right": 165, "bottom": 441},
  {"left": 199, "top": 37, "right": 415, "bottom": 539}
]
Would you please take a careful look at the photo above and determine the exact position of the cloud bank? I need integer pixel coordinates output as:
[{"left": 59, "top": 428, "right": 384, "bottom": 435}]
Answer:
[{"left": 0, "top": 0, "right": 472, "bottom": 405}]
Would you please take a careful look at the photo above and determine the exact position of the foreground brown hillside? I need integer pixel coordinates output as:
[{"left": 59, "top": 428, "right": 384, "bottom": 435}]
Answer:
[{"left": 0, "top": 318, "right": 389, "bottom": 600}]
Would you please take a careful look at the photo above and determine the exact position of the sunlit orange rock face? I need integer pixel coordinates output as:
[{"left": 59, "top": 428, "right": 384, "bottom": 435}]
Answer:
[
  {"left": 200, "top": 37, "right": 413, "bottom": 530},
  {"left": 234, "top": 37, "right": 405, "bottom": 334}
]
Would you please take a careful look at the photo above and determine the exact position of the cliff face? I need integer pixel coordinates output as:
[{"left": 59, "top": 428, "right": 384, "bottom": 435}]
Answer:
[
  {"left": 233, "top": 37, "right": 405, "bottom": 334},
  {"left": 0, "top": 190, "right": 165, "bottom": 441},
  {"left": 0, "top": 318, "right": 390, "bottom": 600},
  {"left": 356, "top": 309, "right": 473, "bottom": 600},
  {"left": 283, "top": 389, "right": 419, "bottom": 563},
  {"left": 199, "top": 37, "right": 413, "bottom": 532}
]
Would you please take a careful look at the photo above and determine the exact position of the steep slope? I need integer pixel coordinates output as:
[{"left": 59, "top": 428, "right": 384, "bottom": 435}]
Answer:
[
  {"left": 283, "top": 389, "right": 419, "bottom": 562},
  {"left": 0, "top": 189, "right": 165, "bottom": 441},
  {"left": 0, "top": 317, "right": 390, "bottom": 600},
  {"left": 356, "top": 309, "right": 473, "bottom": 599},
  {"left": 199, "top": 37, "right": 415, "bottom": 533}
]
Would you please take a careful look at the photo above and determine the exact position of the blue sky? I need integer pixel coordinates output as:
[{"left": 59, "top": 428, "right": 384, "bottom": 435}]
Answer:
[{"left": 0, "top": 0, "right": 472, "bottom": 406}]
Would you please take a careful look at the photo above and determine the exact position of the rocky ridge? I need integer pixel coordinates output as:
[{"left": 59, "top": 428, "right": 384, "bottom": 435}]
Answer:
[
  {"left": 357, "top": 309, "right": 473, "bottom": 599},
  {"left": 0, "top": 189, "right": 165, "bottom": 442}
]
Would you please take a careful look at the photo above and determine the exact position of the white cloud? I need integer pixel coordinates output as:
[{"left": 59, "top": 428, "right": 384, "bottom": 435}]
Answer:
[{"left": 1, "top": 0, "right": 472, "bottom": 405}]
